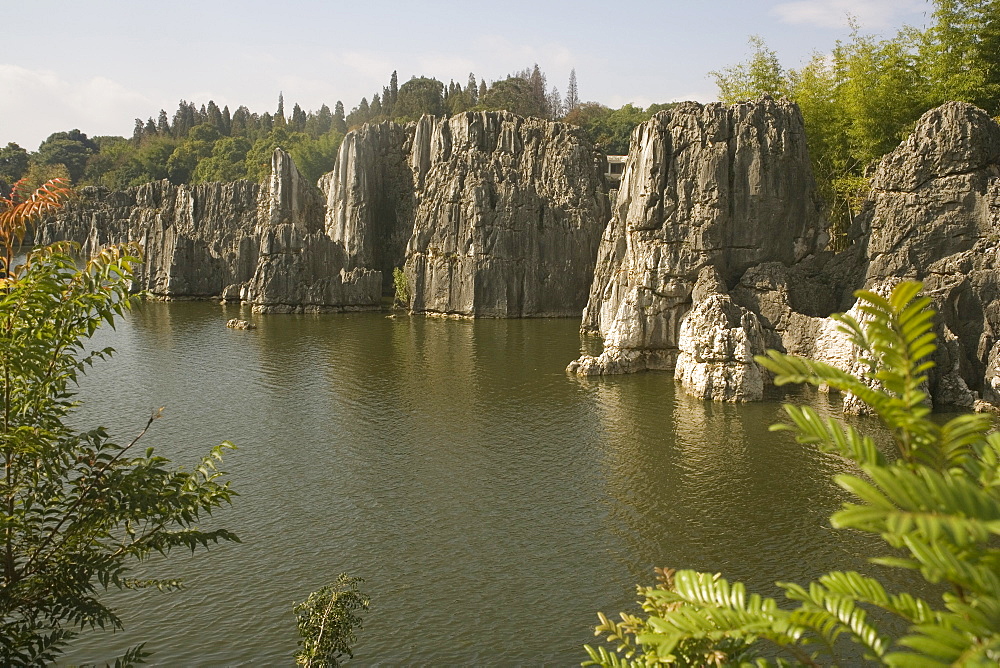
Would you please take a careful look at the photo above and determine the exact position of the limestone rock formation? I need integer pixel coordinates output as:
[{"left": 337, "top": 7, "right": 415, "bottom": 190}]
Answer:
[
  {"left": 403, "top": 112, "right": 609, "bottom": 317},
  {"left": 40, "top": 112, "right": 608, "bottom": 319},
  {"left": 247, "top": 149, "right": 380, "bottom": 313},
  {"left": 39, "top": 149, "right": 382, "bottom": 312},
  {"left": 853, "top": 101, "right": 1000, "bottom": 408},
  {"left": 570, "top": 98, "right": 827, "bottom": 379},
  {"left": 726, "top": 102, "right": 1000, "bottom": 409},
  {"left": 322, "top": 121, "right": 414, "bottom": 293},
  {"left": 674, "top": 268, "right": 768, "bottom": 401}
]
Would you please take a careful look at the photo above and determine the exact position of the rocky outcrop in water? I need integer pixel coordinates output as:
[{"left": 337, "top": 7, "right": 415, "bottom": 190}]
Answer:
[
  {"left": 674, "top": 267, "right": 768, "bottom": 401},
  {"left": 840, "top": 102, "right": 1000, "bottom": 409},
  {"left": 569, "top": 98, "right": 827, "bottom": 378},
  {"left": 584, "top": 100, "right": 1000, "bottom": 410},
  {"left": 39, "top": 149, "right": 381, "bottom": 312},
  {"left": 42, "top": 112, "right": 608, "bottom": 318}
]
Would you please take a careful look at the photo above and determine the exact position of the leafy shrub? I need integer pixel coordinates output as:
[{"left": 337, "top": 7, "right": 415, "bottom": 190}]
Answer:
[{"left": 294, "top": 573, "right": 370, "bottom": 667}]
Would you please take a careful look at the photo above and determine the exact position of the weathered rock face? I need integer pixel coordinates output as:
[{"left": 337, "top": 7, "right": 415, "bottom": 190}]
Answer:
[
  {"left": 39, "top": 113, "right": 609, "bottom": 318},
  {"left": 674, "top": 267, "right": 768, "bottom": 401},
  {"left": 721, "top": 101, "right": 1000, "bottom": 409},
  {"left": 403, "top": 112, "right": 609, "bottom": 317},
  {"left": 570, "top": 98, "right": 827, "bottom": 378},
  {"left": 855, "top": 102, "right": 1000, "bottom": 408},
  {"left": 322, "top": 121, "right": 415, "bottom": 293},
  {"left": 39, "top": 149, "right": 381, "bottom": 312},
  {"left": 247, "top": 149, "right": 381, "bottom": 313}
]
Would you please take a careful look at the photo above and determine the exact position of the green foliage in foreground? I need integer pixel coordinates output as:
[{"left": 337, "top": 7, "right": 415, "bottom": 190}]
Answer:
[
  {"left": 0, "top": 244, "right": 239, "bottom": 664},
  {"left": 294, "top": 573, "right": 370, "bottom": 667},
  {"left": 585, "top": 282, "right": 1000, "bottom": 666}
]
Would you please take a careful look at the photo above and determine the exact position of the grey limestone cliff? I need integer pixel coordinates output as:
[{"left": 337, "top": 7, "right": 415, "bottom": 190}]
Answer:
[
  {"left": 322, "top": 121, "right": 415, "bottom": 294},
  {"left": 569, "top": 97, "right": 827, "bottom": 379},
  {"left": 848, "top": 102, "right": 1000, "bottom": 409},
  {"left": 39, "top": 149, "right": 381, "bottom": 312},
  {"left": 38, "top": 112, "right": 609, "bottom": 318},
  {"left": 691, "top": 101, "right": 1000, "bottom": 409},
  {"left": 247, "top": 148, "right": 380, "bottom": 312},
  {"left": 403, "top": 112, "right": 609, "bottom": 317},
  {"left": 608, "top": 102, "right": 1000, "bottom": 410}
]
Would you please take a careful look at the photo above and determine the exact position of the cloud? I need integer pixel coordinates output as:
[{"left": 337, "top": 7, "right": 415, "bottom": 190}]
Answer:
[
  {"left": 415, "top": 55, "right": 478, "bottom": 81},
  {"left": 474, "top": 36, "right": 578, "bottom": 81},
  {"left": 339, "top": 51, "right": 397, "bottom": 82},
  {"left": 0, "top": 64, "right": 154, "bottom": 148},
  {"left": 771, "top": 0, "right": 925, "bottom": 29}
]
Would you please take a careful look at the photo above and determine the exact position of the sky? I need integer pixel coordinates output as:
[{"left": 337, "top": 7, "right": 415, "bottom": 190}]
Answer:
[{"left": 1, "top": 0, "right": 934, "bottom": 150}]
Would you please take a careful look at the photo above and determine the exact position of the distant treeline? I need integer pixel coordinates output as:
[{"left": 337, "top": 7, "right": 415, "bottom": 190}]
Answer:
[{"left": 0, "top": 66, "right": 675, "bottom": 195}]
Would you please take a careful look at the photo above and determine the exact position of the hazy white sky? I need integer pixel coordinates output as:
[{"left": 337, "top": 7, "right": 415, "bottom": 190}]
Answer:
[{"left": 1, "top": 0, "right": 931, "bottom": 150}]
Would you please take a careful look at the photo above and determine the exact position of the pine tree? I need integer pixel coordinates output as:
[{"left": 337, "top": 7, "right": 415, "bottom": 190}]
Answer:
[
  {"left": 479, "top": 80, "right": 487, "bottom": 101},
  {"left": 184, "top": 102, "right": 197, "bottom": 135},
  {"left": 529, "top": 64, "right": 549, "bottom": 117},
  {"left": 231, "top": 106, "right": 250, "bottom": 137},
  {"left": 334, "top": 101, "right": 347, "bottom": 134},
  {"left": 565, "top": 68, "right": 580, "bottom": 112},
  {"left": 390, "top": 70, "right": 399, "bottom": 105},
  {"left": 346, "top": 98, "right": 370, "bottom": 128},
  {"left": 291, "top": 103, "right": 306, "bottom": 131},
  {"left": 156, "top": 110, "right": 170, "bottom": 135},
  {"left": 309, "top": 103, "right": 333, "bottom": 137},
  {"left": 206, "top": 101, "right": 223, "bottom": 132},
  {"left": 549, "top": 85, "right": 563, "bottom": 118},
  {"left": 221, "top": 105, "right": 232, "bottom": 136},
  {"left": 132, "top": 119, "right": 145, "bottom": 144},
  {"left": 467, "top": 73, "right": 478, "bottom": 105},
  {"left": 381, "top": 86, "right": 393, "bottom": 116},
  {"left": 171, "top": 100, "right": 189, "bottom": 138},
  {"left": 275, "top": 93, "right": 286, "bottom": 126},
  {"left": 370, "top": 93, "right": 383, "bottom": 118}
]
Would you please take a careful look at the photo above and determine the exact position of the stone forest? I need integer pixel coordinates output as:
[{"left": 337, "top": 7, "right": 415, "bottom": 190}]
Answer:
[{"left": 35, "top": 98, "right": 1000, "bottom": 411}]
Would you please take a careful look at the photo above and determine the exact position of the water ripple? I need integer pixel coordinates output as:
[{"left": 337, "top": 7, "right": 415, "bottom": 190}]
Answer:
[{"left": 59, "top": 304, "right": 915, "bottom": 665}]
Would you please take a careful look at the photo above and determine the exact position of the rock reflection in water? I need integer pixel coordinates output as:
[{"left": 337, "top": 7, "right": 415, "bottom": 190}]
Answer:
[{"left": 587, "top": 374, "right": 884, "bottom": 598}]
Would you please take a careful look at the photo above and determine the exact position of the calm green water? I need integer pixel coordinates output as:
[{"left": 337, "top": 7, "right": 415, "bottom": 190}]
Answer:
[{"left": 59, "top": 302, "right": 897, "bottom": 665}]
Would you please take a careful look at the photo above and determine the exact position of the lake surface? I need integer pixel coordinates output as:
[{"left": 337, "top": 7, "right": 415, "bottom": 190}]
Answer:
[{"left": 60, "top": 302, "right": 902, "bottom": 665}]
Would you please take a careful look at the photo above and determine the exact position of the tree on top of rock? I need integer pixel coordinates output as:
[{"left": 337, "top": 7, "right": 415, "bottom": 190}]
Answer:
[
  {"left": 393, "top": 76, "right": 445, "bottom": 120},
  {"left": 333, "top": 101, "right": 347, "bottom": 134},
  {"left": 711, "top": 35, "right": 789, "bottom": 103},
  {"left": 565, "top": 68, "right": 580, "bottom": 112}
]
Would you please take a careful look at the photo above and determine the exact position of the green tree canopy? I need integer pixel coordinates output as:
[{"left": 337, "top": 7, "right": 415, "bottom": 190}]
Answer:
[
  {"left": 192, "top": 136, "right": 252, "bottom": 183},
  {"left": 711, "top": 35, "right": 789, "bottom": 104},
  {"left": 244, "top": 126, "right": 310, "bottom": 182},
  {"left": 290, "top": 129, "right": 344, "bottom": 185},
  {"left": 34, "top": 130, "right": 99, "bottom": 184},
  {"left": 0, "top": 143, "right": 29, "bottom": 187},
  {"left": 480, "top": 76, "right": 548, "bottom": 118},
  {"left": 563, "top": 102, "right": 667, "bottom": 154},
  {"left": 393, "top": 76, "right": 445, "bottom": 120}
]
